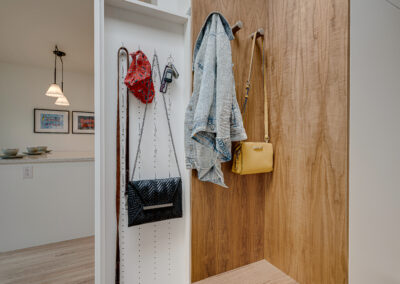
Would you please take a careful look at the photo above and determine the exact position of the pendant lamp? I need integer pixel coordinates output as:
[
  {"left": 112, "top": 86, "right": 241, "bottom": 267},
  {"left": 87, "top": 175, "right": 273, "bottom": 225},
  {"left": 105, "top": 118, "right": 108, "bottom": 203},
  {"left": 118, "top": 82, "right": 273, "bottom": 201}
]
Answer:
[
  {"left": 45, "top": 46, "right": 70, "bottom": 106},
  {"left": 55, "top": 95, "right": 70, "bottom": 106},
  {"left": 45, "top": 83, "right": 63, "bottom": 98}
]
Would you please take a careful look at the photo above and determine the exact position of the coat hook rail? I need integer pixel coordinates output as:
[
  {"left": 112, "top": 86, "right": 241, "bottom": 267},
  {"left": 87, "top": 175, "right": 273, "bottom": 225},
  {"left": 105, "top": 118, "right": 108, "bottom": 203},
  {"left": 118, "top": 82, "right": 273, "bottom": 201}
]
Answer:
[
  {"left": 250, "top": 28, "right": 265, "bottom": 39},
  {"left": 231, "top": 21, "right": 243, "bottom": 35}
]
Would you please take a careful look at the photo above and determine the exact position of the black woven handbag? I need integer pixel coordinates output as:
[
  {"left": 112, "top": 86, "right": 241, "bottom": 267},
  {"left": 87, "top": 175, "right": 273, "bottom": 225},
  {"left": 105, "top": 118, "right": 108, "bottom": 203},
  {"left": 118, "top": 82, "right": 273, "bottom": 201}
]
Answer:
[
  {"left": 127, "top": 177, "right": 182, "bottom": 226},
  {"left": 127, "top": 53, "right": 182, "bottom": 227}
]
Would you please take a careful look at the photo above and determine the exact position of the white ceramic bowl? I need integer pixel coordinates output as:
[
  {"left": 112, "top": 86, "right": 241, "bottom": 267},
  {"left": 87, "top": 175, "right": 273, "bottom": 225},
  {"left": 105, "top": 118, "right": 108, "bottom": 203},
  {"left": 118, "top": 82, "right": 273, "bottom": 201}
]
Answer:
[
  {"left": 2, "top": 148, "right": 19, "bottom": 156},
  {"left": 27, "top": 147, "right": 38, "bottom": 153},
  {"left": 37, "top": 146, "right": 48, "bottom": 152}
]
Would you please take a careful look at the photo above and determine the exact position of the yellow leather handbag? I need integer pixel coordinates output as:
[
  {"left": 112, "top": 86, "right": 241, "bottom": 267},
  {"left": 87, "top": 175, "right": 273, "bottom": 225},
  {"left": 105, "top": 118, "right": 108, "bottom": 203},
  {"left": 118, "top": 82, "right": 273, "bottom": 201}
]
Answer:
[{"left": 232, "top": 33, "right": 273, "bottom": 175}]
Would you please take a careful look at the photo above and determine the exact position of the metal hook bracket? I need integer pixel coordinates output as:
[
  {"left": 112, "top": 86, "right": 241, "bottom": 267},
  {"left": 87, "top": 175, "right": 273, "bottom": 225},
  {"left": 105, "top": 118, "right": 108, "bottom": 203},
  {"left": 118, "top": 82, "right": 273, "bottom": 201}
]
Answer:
[
  {"left": 231, "top": 21, "right": 243, "bottom": 35},
  {"left": 167, "top": 54, "right": 174, "bottom": 64},
  {"left": 53, "top": 45, "right": 66, "bottom": 57},
  {"left": 249, "top": 28, "right": 265, "bottom": 39}
]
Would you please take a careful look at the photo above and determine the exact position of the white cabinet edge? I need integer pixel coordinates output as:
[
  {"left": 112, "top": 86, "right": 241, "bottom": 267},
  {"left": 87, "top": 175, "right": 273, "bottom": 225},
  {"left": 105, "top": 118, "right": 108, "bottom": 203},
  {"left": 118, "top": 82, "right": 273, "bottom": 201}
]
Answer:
[{"left": 106, "top": 0, "right": 189, "bottom": 24}]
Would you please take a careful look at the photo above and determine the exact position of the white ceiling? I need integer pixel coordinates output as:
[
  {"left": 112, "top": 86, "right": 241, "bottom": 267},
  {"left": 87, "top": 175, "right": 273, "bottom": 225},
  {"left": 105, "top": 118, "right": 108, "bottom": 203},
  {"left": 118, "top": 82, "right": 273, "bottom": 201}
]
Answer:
[{"left": 0, "top": 0, "right": 94, "bottom": 74}]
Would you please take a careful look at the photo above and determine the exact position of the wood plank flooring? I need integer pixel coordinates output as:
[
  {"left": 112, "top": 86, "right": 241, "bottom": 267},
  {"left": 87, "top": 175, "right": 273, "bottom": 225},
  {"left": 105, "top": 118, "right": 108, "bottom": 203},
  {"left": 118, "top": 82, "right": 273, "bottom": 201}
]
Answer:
[
  {"left": 0, "top": 236, "right": 94, "bottom": 284},
  {"left": 193, "top": 260, "right": 298, "bottom": 284}
]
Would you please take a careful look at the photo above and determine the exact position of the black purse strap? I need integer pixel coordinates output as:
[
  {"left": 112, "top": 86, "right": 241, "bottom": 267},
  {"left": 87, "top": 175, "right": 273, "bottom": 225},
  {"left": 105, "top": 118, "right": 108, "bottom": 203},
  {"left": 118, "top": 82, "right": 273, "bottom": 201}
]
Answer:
[{"left": 130, "top": 53, "right": 181, "bottom": 181}]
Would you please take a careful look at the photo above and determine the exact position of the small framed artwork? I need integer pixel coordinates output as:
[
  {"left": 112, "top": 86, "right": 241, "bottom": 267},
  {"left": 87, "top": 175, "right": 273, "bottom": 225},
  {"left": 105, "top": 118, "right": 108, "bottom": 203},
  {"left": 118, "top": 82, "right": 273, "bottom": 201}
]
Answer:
[
  {"left": 34, "top": 108, "right": 69, "bottom": 134},
  {"left": 72, "top": 111, "right": 95, "bottom": 134}
]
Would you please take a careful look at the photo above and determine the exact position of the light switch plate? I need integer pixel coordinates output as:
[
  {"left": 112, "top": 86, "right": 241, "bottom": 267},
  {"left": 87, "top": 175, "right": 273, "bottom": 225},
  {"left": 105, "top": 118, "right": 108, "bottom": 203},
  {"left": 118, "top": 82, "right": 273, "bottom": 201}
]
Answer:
[{"left": 23, "top": 166, "right": 33, "bottom": 179}]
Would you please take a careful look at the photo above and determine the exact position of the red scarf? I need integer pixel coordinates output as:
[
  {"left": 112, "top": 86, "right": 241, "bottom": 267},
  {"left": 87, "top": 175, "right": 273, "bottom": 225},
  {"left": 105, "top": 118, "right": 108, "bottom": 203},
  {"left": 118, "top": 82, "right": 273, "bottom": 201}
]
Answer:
[{"left": 124, "top": 50, "right": 155, "bottom": 104}]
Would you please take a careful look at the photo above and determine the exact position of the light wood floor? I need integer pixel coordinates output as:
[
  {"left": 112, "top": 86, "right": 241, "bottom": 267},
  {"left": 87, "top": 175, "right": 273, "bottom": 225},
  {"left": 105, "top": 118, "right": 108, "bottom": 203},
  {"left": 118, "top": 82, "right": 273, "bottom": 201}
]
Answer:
[
  {"left": 0, "top": 236, "right": 94, "bottom": 284},
  {"left": 193, "top": 260, "right": 298, "bottom": 284}
]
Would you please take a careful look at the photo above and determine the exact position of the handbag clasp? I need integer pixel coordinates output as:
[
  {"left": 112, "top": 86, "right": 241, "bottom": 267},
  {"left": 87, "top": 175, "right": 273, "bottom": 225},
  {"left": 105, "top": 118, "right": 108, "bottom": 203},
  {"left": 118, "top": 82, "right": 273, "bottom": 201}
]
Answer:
[{"left": 143, "top": 203, "right": 174, "bottom": 210}]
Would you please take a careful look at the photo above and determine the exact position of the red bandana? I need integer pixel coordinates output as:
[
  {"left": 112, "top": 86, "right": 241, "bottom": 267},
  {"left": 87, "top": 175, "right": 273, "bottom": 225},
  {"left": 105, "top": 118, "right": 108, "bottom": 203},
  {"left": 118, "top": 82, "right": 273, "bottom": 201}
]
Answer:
[{"left": 124, "top": 50, "right": 155, "bottom": 104}]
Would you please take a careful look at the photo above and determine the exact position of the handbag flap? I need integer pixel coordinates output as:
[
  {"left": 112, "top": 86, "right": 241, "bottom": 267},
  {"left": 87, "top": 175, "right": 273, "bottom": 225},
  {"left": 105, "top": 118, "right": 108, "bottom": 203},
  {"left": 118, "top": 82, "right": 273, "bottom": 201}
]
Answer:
[
  {"left": 239, "top": 142, "right": 273, "bottom": 174},
  {"left": 131, "top": 177, "right": 181, "bottom": 206}
]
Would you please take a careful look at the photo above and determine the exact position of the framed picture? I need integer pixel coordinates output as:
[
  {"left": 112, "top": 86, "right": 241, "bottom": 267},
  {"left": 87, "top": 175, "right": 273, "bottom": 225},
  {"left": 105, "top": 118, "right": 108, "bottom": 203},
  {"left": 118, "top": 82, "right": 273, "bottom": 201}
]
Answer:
[
  {"left": 72, "top": 111, "right": 95, "bottom": 134},
  {"left": 34, "top": 108, "right": 69, "bottom": 134}
]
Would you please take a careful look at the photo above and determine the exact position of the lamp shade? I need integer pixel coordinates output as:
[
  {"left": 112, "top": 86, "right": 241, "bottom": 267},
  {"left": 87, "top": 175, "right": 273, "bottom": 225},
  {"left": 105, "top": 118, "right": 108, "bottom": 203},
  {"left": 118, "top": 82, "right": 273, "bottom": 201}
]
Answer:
[
  {"left": 55, "top": 95, "right": 70, "bottom": 106},
  {"left": 45, "top": 83, "right": 64, "bottom": 98}
]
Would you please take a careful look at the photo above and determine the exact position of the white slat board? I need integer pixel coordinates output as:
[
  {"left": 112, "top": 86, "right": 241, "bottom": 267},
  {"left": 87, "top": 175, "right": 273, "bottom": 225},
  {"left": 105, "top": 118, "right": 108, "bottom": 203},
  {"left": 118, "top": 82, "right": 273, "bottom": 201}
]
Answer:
[
  {"left": 118, "top": 47, "right": 129, "bottom": 284},
  {"left": 104, "top": 1, "right": 191, "bottom": 283}
]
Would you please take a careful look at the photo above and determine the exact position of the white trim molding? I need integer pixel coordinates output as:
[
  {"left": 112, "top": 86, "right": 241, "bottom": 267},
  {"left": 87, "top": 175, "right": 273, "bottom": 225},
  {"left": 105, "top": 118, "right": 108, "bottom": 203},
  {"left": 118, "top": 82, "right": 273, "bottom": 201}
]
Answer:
[{"left": 94, "top": 0, "right": 107, "bottom": 283}]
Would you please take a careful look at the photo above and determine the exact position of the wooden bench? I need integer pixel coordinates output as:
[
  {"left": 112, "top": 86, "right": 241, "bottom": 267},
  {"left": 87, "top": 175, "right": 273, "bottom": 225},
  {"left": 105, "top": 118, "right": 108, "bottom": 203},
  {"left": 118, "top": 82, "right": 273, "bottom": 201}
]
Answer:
[{"left": 193, "top": 260, "right": 298, "bottom": 284}]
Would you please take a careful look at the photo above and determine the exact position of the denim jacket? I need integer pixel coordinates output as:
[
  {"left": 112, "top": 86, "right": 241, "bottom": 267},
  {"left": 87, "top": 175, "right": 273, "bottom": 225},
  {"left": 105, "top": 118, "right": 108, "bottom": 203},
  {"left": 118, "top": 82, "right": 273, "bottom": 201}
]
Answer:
[{"left": 184, "top": 12, "right": 247, "bottom": 187}]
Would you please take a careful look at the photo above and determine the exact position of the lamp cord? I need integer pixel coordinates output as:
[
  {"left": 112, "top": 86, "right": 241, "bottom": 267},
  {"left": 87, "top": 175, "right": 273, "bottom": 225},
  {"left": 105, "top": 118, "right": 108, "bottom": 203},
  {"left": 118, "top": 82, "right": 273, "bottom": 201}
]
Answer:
[
  {"left": 52, "top": 45, "right": 64, "bottom": 91},
  {"left": 60, "top": 57, "right": 63, "bottom": 91},
  {"left": 54, "top": 50, "right": 57, "bottom": 84}
]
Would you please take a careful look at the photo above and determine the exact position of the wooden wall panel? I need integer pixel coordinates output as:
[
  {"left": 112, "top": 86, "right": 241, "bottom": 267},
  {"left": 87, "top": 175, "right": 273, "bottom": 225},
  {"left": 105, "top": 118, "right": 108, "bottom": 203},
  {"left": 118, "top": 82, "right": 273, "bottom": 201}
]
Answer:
[
  {"left": 264, "top": 1, "right": 349, "bottom": 284},
  {"left": 191, "top": 0, "right": 349, "bottom": 283},
  {"left": 191, "top": 0, "right": 268, "bottom": 282}
]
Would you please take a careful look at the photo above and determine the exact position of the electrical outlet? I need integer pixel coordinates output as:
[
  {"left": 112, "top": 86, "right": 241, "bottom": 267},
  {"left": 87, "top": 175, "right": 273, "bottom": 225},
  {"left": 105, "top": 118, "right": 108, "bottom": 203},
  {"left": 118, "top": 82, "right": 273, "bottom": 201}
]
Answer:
[{"left": 23, "top": 166, "right": 33, "bottom": 179}]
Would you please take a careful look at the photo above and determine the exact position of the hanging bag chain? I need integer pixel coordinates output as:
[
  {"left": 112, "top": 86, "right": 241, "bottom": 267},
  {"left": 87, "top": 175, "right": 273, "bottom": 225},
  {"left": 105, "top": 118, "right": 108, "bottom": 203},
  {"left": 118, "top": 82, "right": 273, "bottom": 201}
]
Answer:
[
  {"left": 127, "top": 51, "right": 182, "bottom": 227},
  {"left": 152, "top": 53, "right": 182, "bottom": 177},
  {"left": 232, "top": 33, "right": 273, "bottom": 175},
  {"left": 130, "top": 53, "right": 181, "bottom": 180}
]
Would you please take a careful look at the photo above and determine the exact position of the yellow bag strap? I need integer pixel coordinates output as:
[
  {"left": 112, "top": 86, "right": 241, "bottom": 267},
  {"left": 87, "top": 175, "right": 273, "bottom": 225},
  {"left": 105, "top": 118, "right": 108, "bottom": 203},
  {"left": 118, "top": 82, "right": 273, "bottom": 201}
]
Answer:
[
  {"left": 241, "top": 34, "right": 257, "bottom": 115},
  {"left": 243, "top": 32, "right": 269, "bottom": 142},
  {"left": 247, "top": 34, "right": 257, "bottom": 88},
  {"left": 262, "top": 36, "right": 269, "bottom": 142}
]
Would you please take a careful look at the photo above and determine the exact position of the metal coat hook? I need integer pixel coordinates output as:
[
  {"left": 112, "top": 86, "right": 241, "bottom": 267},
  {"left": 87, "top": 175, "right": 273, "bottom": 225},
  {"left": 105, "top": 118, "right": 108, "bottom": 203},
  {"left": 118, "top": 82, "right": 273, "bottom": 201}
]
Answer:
[
  {"left": 231, "top": 21, "right": 243, "bottom": 35},
  {"left": 167, "top": 54, "right": 174, "bottom": 64},
  {"left": 250, "top": 28, "right": 265, "bottom": 39}
]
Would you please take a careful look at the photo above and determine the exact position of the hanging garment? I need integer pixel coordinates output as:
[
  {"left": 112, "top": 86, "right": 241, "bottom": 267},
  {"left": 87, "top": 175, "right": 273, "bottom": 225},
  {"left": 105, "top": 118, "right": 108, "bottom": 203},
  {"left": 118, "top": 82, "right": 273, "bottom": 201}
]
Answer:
[
  {"left": 124, "top": 50, "right": 155, "bottom": 104},
  {"left": 184, "top": 12, "right": 247, "bottom": 187}
]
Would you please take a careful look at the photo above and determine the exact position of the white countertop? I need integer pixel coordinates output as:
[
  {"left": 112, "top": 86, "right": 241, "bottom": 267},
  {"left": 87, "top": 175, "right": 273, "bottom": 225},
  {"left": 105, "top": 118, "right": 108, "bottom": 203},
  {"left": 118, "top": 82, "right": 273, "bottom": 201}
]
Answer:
[{"left": 0, "top": 151, "right": 94, "bottom": 165}]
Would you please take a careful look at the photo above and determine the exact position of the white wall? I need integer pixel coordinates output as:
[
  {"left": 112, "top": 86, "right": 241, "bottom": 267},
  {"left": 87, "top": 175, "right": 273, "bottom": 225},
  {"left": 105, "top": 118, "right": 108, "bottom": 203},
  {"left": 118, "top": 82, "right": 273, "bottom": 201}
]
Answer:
[
  {"left": 155, "top": 0, "right": 190, "bottom": 15},
  {"left": 350, "top": 0, "right": 400, "bottom": 283},
  {"left": 0, "top": 61, "right": 94, "bottom": 152},
  {"left": 102, "top": 3, "right": 191, "bottom": 284},
  {"left": 0, "top": 161, "right": 94, "bottom": 252}
]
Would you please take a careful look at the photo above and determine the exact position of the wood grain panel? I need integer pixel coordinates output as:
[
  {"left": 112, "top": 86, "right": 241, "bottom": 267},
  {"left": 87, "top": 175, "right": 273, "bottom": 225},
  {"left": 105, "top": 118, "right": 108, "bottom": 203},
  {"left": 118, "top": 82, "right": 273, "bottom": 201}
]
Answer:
[
  {"left": 264, "top": 1, "right": 349, "bottom": 284},
  {"left": 191, "top": 0, "right": 349, "bottom": 283},
  {"left": 191, "top": 0, "right": 268, "bottom": 282}
]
